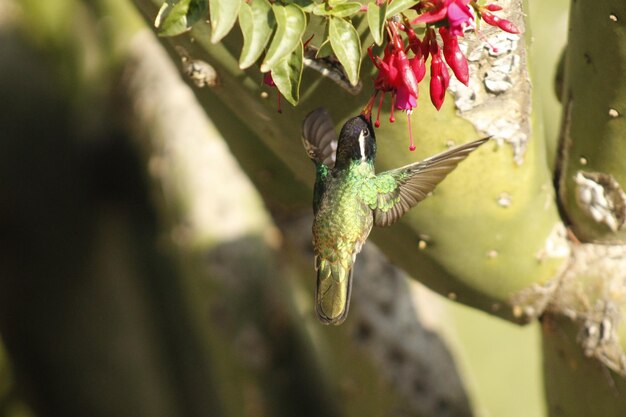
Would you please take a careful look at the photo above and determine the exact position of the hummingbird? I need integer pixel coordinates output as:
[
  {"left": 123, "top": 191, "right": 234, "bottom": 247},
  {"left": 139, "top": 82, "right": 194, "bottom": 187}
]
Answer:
[{"left": 302, "top": 107, "right": 488, "bottom": 325}]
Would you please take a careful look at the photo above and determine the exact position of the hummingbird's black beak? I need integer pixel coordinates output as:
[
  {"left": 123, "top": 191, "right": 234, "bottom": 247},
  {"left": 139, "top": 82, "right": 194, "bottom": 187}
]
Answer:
[{"left": 360, "top": 94, "right": 376, "bottom": 122}]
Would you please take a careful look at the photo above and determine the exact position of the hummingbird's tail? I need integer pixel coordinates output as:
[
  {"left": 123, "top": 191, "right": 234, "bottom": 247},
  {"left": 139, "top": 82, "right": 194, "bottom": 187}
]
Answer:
[{"left": 315, "top": 258, "right": 354, "bottom": 325}]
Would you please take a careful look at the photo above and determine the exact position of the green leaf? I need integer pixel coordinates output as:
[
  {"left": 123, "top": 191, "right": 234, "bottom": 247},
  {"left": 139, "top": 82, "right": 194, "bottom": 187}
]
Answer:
[
  {"left": 316, "top": 39, "right": 333, "bottom": 58},
  {"left": 327, "top": 2, "right": 362, "bottom": 18},
  {"left": 260, "top": 4, "right": 306, "bottom": 73},
  {"left": 155, "top": 0, "right": 189, "bottom": 36},
  {"left": 328, "top": 0, "right": 348, "bottom": 6},
  {"left": 311, "top": 2, "right": 360, "bottom": 17},
  {"left": 271, "top": 41, "right": 304, "bottom": 106},
  {"left": 311, "top": 3, "right": 328, "bottom": 17},
  {"left": 285, "top": 0, "right": 316, "bottom": 12},
  {"left": 367, "top": 1, "right": 386, "bottom": 46},
  {"left": 385, "top": 0, "right": 418, "bottom": 19},
  {"left": 238, "top": 0, "right": 275, "bottom": 69},
  {"left": 155, "top": 0, "right": 208, "bottom": 37},
  {"left": 209, "top": 0, "right": 242, "bottom": 43},
  {"left": 187, "top": 0, "right": 208, "bottom": 23},
  {"left": 328, "top": 16, "right": 361, "bottom": 86}
]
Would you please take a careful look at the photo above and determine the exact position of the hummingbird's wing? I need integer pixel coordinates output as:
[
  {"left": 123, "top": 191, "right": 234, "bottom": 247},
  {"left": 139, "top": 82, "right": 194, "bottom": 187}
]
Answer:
[
  {"left": 372, "top": 137, "right": 489, "bottom": 227},
  {"left": 302, "top": 107, "right": 338, "bottom": 168},
  {"left": 302, "top": 108, "right": 339, "bottom": 214}
]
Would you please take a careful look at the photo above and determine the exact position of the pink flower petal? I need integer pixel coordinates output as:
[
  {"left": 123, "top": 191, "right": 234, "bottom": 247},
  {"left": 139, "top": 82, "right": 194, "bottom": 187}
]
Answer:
[
  {"left": 396, "top": 86, "right": 417, "bottom": 110},
  {"left": 412, "top": 6, "right": 448, "bottom": 24},
  {"left": 447, "top": 1, "right": 473, "bottom": 36}
]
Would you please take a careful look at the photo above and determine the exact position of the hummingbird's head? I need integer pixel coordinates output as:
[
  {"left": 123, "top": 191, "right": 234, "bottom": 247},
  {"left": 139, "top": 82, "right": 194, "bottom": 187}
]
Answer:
[{"left": 335, "top": 115, "right": 376, "bottom": 169}]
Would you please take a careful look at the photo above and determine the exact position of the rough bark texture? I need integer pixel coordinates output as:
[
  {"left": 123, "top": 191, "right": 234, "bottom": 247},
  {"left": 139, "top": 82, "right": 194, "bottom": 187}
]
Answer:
[{"left": 543, "top": 0, "right": 626, "bottom": 414}]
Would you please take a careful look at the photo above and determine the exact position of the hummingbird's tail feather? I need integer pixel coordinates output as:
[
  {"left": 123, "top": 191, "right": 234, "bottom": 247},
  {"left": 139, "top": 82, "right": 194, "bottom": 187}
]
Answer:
[{"left": 315, "top": 257, "right": 354, "bottom": 325}]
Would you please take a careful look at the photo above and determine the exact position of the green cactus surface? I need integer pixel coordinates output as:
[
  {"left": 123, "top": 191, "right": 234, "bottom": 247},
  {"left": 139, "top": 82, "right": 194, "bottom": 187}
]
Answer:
[{"left": 558, "top": 0, "right": 626, "bottom": 242}]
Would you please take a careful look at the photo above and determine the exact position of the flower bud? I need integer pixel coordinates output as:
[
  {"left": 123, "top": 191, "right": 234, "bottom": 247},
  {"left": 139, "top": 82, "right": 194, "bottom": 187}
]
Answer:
[
  {"left": 404, "top": 25, "right": 423, "bottom": 56},
  {"left": 440, "top": 27, "right": 469, "bottom": 85},
  {"left": 481, "top": 11, "right": 520, "bottom": 34},
  {"left": 430, "top": 53, "right": 447, "bottom": 110},
  {"left": 396, "top": 48, "right": 419, "bottom": 98},
  {"left": 484, "top": 3, "right": 503, "bottom": 11},
  {"left": 410, "top": 55, "right": 426, "bottom": 83}
]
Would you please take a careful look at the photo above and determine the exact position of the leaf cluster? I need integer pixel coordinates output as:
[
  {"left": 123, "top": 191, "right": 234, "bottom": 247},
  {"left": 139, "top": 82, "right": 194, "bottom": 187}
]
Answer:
[{"left": 154, "top": 0, "right": 419, "bottom": 105}]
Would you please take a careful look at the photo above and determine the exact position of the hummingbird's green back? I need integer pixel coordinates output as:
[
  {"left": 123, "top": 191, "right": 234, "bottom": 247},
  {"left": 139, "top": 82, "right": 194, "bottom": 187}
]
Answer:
[{"left": 313, "top": 160, "right": 376, "bottom": 324}]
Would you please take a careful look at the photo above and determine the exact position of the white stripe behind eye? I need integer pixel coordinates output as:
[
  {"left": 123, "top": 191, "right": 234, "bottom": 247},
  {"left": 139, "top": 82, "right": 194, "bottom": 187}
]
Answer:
[{"left": 358, "top": 130, "right": 366, "bottom": 162}]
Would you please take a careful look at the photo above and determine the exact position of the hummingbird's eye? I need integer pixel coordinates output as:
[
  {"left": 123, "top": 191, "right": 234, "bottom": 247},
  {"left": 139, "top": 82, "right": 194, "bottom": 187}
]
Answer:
[{"left": 361, "top": 129, "right": 369, "bottom": 137}]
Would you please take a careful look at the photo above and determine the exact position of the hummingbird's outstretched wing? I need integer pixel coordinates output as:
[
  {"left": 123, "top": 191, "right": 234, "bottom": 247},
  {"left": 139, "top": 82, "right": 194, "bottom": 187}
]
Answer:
[
  {"left": 302, "top": 108, "right": 339, "bottom": 214},
  {"left": 302, "top": 107, "right": 338, "bottom": 168},
  {"left": 372, "top": 137, "right": 489, "bottom": 227}
]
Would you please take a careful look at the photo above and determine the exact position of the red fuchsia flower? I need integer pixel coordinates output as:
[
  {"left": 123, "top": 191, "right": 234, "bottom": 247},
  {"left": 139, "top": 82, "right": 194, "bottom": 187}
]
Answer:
[
  {"left": 413, "top": 0, "right": 449, "bottom": 23},
  {"left": 429, "top": 58, "right": 447, "bottom": 111},
  {"left": 480, "top": 9, "right": 520, "bottom": 34},
  {"left": 413, "top": 0, "right": 473, "bottom": 36},
  {"left": 361, "top": 0, "right": 523, "bottom": 152},
  {"left": 368, "top": 45, "right": 397, "bottom": 126},
  {"left": 445, "top": 0, "right": 474, "bottom": 36},
  {"left": 389, "top": 24, "right": 419, "bottom": 102},
  {"left": 367, "top": 21, "right": 425, "bottom": 151},
  {"left": 426, "top": 29, "right": 450, "bottom": 110},
  {"left": 368, "top": 32, "right": 419, "bottom": 125},
  {"left": 369, "top": 45, "right": 398, "bottom": 94},
  {"left": 396, "top": 84, "right": 418, "bottom": 111},
  {"left": 403, "top": 25, "right": 427, "bottom": 83},
  {"left": 263, "top": 71, "right": 282, "bottom": 113},
  {"left": 395, "top": 93, "right": 417, "bottom": 151},
  {"left": 410, "top": 55, "right": 426, "bottom": 83},
  {"left": 393, "top": 40, "right": 420, "bottom": 151},
  {"left": 439, "top": 27, "right": 469, "bottom": 85}
]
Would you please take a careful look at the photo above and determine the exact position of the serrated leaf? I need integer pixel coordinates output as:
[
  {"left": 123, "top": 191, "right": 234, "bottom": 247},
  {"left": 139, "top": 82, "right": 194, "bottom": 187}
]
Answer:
[
  {"left": 328, "top": 16, "right": 361, "bottom": 86},
  {"left": 328, "top": 2, "right": 362, "bottom": 18},
  {"left": 155, "top": 0, "right": 208, "bottom": 37},
  {"left": 209, "top": 0, "right": 242, "bottom": 43},
  {"left": 271, "top": 41, "right": 304, "bottom": 106},
  {"left": 385, "top": 0, "right": 418, "bottom": 19},
  {"left": 260, "top": 4, "right": 306, "bottom": 72},
  {"left": 238, "top": 0, "right": 275, "bottom": 69},
  {"left": 367, "top": 1, "right": 386, "bottom": 45}
]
